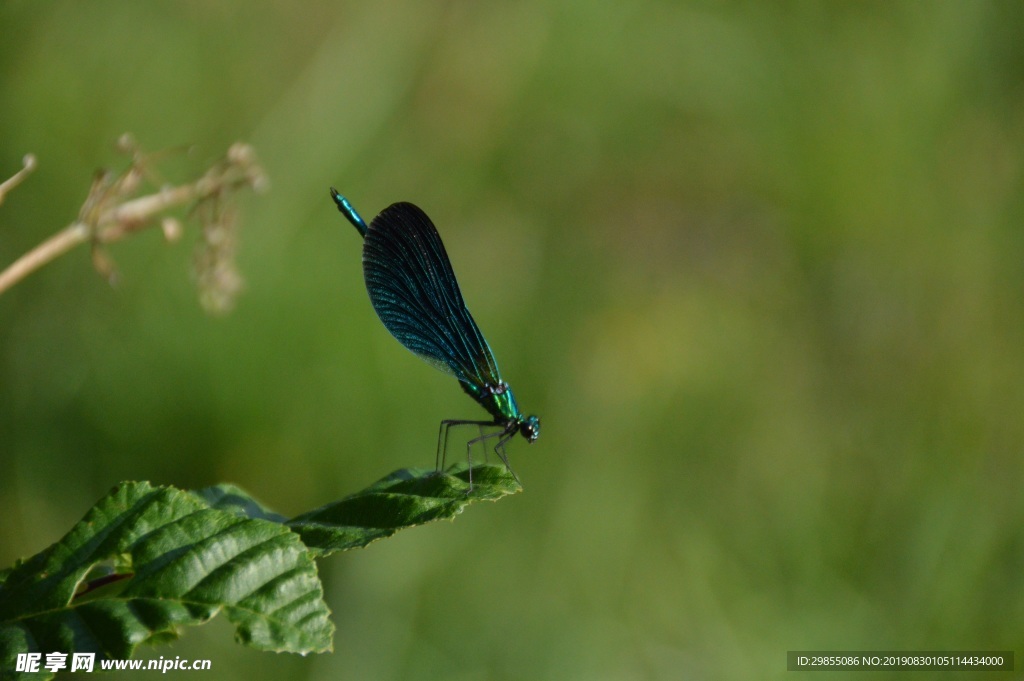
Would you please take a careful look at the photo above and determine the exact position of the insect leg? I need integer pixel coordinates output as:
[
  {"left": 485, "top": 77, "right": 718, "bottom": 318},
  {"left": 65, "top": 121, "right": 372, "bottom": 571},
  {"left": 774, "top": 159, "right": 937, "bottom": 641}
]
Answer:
[
  {"left": 492, "top": 429, "right": 521, "bottom": 485},
  {"left": 437, "top": 419, "right": 496, "bottom": 472},
  {"left": 478, "top": 424, "right": 488, "bottom": 462}
]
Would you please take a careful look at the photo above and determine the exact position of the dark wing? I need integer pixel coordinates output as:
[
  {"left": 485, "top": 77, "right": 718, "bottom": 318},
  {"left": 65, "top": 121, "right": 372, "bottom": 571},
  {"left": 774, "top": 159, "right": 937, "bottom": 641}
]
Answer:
[{"left": 362, "top": 202, "right": 502, "bottom": 389}]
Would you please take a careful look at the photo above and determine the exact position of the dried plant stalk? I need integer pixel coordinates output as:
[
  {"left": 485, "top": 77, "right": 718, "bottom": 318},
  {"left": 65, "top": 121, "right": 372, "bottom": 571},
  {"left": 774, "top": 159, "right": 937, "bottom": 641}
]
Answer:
[{"left": 0, "top": 135, "right": 267, "bottom": 313}]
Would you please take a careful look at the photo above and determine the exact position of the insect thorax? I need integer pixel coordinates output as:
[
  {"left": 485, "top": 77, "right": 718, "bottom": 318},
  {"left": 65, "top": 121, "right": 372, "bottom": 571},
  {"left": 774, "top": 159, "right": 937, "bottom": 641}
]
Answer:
[{"left": 461, "top": 380, "right": 521, "bottom": 424}]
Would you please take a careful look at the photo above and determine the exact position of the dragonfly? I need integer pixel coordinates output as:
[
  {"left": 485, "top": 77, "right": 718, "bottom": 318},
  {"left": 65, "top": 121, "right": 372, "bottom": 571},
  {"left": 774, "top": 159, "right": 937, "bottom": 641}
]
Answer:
[{"left": 330, "top": 189, "right": 540, "bottom": 482}]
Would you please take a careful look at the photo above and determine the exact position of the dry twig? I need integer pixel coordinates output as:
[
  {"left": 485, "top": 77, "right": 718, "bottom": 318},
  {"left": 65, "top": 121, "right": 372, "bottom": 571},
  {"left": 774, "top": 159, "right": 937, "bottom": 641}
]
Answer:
[
  {"left": 0, "top": 154, "right": 37, "bottom": 206},
  {"left": 0, "top": 135, "right": 267, "bottom": 313}
]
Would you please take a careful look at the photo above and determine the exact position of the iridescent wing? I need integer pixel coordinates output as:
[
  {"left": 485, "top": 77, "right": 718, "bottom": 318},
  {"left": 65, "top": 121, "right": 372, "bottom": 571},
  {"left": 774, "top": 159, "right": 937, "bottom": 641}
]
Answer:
[{"left": 362, "top": 202, "right": 502, "bottom": 390}]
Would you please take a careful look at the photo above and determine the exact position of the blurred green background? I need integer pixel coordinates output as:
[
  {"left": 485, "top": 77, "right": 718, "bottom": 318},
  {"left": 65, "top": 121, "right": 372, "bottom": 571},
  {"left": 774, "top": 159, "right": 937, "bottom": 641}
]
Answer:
[{"left": 2, "top": 1, "right": 1024, "bottom": 679}]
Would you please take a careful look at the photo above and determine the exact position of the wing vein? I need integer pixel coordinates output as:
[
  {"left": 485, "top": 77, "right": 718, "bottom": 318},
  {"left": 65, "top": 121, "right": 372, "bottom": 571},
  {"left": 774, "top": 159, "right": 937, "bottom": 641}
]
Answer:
[{"left": 362, "top": 203, "right": 502, "bottom": 389}]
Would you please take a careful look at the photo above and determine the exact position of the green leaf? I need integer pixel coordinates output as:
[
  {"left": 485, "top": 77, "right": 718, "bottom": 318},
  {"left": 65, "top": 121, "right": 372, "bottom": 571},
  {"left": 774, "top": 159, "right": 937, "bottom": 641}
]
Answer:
[
  {"left": 0, "top": 464, "right": 520, "bottom": 679},
  {"left": 0, "top": 482, "right": 332, "bottom": 680},
  {"left": 191, "top": 483, "right": 288, "bottom": 523},
  {"left": 288, "top": 463, "right": 522, "bottom": 557}
]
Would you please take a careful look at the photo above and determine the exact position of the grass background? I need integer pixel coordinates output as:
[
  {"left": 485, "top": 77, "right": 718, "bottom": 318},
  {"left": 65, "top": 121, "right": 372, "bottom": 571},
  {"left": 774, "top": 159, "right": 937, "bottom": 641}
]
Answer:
[{"left": 2, "top": 2, "right": 1023, "bottom": 679}]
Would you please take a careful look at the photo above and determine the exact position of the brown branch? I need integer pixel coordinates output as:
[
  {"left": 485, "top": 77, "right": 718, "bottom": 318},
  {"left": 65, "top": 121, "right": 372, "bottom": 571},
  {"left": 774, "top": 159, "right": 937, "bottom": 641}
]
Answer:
[
  {"left": 0, "top": 138, "right": 267, "bottom": 311},
  {"left": 0, "top": 154, "right": 37, "bottom": 206},
  {"left": 0, "top": 222, "right": 90, "bottom": 293}
]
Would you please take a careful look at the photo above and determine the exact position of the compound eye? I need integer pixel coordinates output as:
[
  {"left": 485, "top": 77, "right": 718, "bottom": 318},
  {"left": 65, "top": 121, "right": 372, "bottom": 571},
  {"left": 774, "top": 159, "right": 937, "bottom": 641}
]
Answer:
[{"left": 521, "top": 415, "right": 540, "bottom": 443}]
